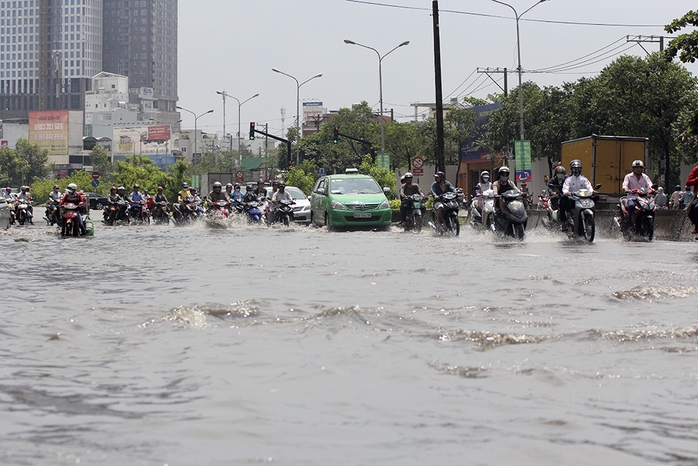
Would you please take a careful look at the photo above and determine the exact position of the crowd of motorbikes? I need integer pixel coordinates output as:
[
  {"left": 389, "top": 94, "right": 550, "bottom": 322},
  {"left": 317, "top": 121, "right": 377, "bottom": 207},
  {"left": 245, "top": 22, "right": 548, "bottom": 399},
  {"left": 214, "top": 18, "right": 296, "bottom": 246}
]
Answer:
[{"left": 98, "top": 193, "right": 295, "bottom": 228}]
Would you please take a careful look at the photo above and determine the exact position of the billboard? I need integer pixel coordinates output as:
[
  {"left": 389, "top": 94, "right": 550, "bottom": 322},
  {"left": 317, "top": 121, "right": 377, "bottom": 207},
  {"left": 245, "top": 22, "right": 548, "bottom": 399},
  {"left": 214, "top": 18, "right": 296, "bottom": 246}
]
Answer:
[
  {"left": 302, "top": 101, "right": 324, "bottom": 122},
  {"left": 113, "top": 125, "right": 173, "bottom": 157},
  {"left": 29, "top": 110, "right": 69, "bottom": 155}
]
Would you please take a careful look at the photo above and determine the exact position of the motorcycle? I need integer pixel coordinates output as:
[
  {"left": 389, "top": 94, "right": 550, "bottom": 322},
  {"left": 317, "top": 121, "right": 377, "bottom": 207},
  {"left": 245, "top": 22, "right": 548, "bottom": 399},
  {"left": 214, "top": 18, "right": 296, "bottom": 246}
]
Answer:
[
  {"left": 493, "top": 190, "right": 527, "bottom": 239},
  {"left": 617, "top": 187, "right": 656, "bottom": 241},
  {"left": 207, "top": 199, "right": 231, "bottom": 219},
  {"left": 244, "top": 200, "right": 264, "bottom": 223},
  {"left": 103, "top": 200, "right": 129, "bottom": 225},
  {"left": 403, "top": 193, "right": 425, "bottom": 232},
  {"left": 429, "top": 191, "right": 460, "bottom": 236},
  {"left": 60, "top": 202, "right": 84, "bottom": 237},
  {"left": 468, "top": 189, "right": 495, "bottom": 232},
  {"left": 151, "top": 200, "right": 170, "bottom": 224},
  {"left": 44, "top": 201, "right": 61, "bottom": 226},
  {"left": 172, "top": 197, "right": 202, "bottom": 225},
  {"left": 269, "top": 199, "right": 295, "bottom": 226},
  {"left": 564, "top": 189, "right": 598, "bottom": 242},
  {"left": 129, "top": 200, "right": 150, "bottom": 224},
  {"left": 16, "top": 199, "right": 33, "bottom": 225}
]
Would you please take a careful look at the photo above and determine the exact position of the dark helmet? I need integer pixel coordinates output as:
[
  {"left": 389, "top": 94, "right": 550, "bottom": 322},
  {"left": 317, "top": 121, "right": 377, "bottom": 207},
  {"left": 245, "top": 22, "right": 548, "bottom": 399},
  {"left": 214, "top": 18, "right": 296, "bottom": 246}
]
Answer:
[
  {"left": 246, "top": 184, "right": 254, "bottom": 191},
  {"left": 570, "top": 159, "right": 582, "bottom": 176},
  {"left": 213, "top": 181, "right": 222, "bottom": 191},
  {"left": 434, "top": 171, "right": 445, "bottom": 179},
  {"left": 554, "top": 165, "right": 566, "bottom": 176},
  {"left": 676, "top": 185, "right": 681, "bottom": 191},
  {"left": 278, "top": 182, "right": 286, "bottom": 189},
  {"left": 234, "top": 184, "right": 240, "bottom": 190},
  {"left": 498, "top": 166, "right": 510, "bottom": 178},
  {"left": 257, "top": 179, "right": 265, "bottom": 184},
  {"left": 272, "top": 180, "right": 279, "bottom": 186},
  {"left": 182, "top": 182, "right": 189, "bottom": 189}
]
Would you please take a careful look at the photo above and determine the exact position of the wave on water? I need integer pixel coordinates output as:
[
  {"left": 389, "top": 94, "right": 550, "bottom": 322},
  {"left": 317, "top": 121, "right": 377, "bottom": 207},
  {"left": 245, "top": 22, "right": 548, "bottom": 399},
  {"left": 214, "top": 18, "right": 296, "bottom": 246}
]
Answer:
[
  {"left": 589, "top": 325, "right": 698, "bottom": 343},
  {"left": 427, "top": 360, "right": 489, "bottom": 378},
  {"left": 613, "top": 285, "right": 697, "bottom": 300},
  {"left": 437, "top": 329, "right": 549, "bottom": 349},
  {"left": 140, "top": 301, "right": 260, "bottom": 329}
]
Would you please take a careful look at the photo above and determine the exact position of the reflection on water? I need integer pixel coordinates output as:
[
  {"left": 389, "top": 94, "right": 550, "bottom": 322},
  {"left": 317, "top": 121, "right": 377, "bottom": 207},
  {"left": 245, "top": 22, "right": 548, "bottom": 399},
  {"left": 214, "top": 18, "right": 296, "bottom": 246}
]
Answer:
[{"left": 1, "top": 221, "right": 697, "bottom": 465}]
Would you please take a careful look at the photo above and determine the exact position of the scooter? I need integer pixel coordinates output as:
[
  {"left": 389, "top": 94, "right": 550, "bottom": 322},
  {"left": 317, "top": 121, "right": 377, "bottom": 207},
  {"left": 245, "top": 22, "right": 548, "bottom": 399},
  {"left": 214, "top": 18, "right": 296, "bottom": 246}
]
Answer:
[
  {"left": 468, "top": 189, "right": 495, "bottom": 232},
  {"left": 16, "top": 200, "right": 33, "bottom": 225},
  {"left": 44, "top": 201, "right": 61, "bottom": 226},
  {"left": 172, "top": 197, "right": 202, "bottom": 225},
  {"left": 269, "top": 199, "right": 295, "bottom": 226},
  {"left": 129, "top": 200, "right": 150, "bottom": 224},
  {"left": 403, "top": 193, "right": 425, "bottom": 232},
  {"left": 564, "top": 188, "right": 598, "bottom": 242},
  {"left": 429, "top": 191, "right": 460, "bottom": 236},
  {"left": 244, "top": 200, "right": 264, "bottom": 223},
  {"left": 617, "top": 187, "right": 656, "bottom": 241},
  {"left": 60, "top": 202, "right": 84, "bottom": 237},
  {"left": 493, "top": 191, "right": 527, "bottom": 239},
  {"left": 208, "top": 199, "right": 231, "bottom": 219},
  {"left": 152, "top": 200, "right": 170, "bottom": 224}
]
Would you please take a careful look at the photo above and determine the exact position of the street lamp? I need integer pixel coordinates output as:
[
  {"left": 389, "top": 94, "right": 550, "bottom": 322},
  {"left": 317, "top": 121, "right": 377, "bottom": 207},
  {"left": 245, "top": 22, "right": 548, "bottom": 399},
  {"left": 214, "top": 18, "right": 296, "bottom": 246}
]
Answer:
[
  {"left": 490, "top": 0, "right": 548, "bottom": 142},
  {"left": 344, "top": 39, "right": 409, "bottom": 153},
  {"left": 176, "top": 106, "right": 214, "bottom": 161},
  {"left": 272, "top": 68, "right": 322, "bottom": 166},
  {"left": 216, "top": 91, "right": 259, "bottom": 162}
]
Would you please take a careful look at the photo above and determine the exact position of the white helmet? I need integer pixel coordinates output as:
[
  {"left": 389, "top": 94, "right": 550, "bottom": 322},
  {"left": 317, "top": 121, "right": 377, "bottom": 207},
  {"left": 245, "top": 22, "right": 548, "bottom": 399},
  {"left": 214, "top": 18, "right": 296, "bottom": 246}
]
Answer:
[
  {"left": 632, "top": 160, "right": 644, "bottom": 168},
  {"left": 67, "top": 183, "right": 77, "bottom": 192}
]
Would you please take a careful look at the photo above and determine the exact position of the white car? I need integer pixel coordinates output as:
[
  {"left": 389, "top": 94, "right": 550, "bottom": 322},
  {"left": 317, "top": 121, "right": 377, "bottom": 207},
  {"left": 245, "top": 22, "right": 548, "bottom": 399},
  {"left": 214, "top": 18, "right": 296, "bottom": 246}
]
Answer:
[{"left": 265, "top": 186, "right": 311, "bottom": 223}]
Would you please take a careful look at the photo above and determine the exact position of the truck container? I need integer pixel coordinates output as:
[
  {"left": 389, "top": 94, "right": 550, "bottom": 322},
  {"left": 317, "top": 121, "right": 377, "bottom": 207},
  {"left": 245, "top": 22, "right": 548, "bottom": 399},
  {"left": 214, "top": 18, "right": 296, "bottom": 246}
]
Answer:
[{"left": 561, "top": 135, "right": 649, "bottom": 196}]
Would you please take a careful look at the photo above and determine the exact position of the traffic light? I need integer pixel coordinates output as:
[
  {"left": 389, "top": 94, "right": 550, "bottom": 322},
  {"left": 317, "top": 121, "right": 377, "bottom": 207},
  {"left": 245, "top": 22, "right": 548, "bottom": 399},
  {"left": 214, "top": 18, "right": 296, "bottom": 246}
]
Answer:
[
  {"left": 333, "top": 126, "right": 339, "bottom": 144},
  {"left": 249, "top": 122, "right": 255, "bottom": 140}
]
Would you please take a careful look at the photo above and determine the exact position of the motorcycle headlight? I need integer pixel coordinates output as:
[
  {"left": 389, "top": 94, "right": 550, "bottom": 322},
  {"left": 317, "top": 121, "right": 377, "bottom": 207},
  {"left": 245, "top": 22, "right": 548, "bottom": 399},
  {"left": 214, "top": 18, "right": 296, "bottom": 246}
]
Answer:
[
  {"left": 379, "top": 200, "right": 390, "bottom": 210},
  {"left": 331, "top": 201, "right": 347, "bottom": 210}
]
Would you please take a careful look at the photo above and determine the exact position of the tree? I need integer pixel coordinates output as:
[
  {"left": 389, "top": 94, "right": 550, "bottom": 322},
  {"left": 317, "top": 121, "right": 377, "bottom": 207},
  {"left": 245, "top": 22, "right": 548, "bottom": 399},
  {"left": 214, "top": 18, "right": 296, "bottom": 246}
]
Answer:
[
  {"left": 112, "top": 155, "right": 169, "bottom": 194},
  {"left": 15, "top": 138, "right": 49, "bottom": 184},
  {"left": 665, "top": 10, "right": 698, "bottom": 63},
  {"left": 90, "top": 145, "right": 113, "bottom": 182},
  {"left": 359, "top": 154, "right": 396, "bottom": 195},
  {"left": 285, "top": 159, "right": 318, "bottom": 195},
  {"left": 0, "top": 146, "right": 28, "bottom": 187}
]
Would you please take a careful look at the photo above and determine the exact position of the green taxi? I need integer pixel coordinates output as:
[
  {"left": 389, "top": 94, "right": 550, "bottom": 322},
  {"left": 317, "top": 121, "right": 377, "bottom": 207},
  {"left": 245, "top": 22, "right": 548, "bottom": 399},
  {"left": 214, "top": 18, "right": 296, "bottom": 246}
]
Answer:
[{"left": 310, "top": 169, "right": 392, "bottom": 228}]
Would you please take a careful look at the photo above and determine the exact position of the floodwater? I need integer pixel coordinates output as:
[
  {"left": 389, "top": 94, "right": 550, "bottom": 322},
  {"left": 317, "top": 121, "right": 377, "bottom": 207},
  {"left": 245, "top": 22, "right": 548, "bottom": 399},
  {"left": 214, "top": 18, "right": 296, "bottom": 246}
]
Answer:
[{"left": 1, "top": 218, "right": 697, "bottom": 466}]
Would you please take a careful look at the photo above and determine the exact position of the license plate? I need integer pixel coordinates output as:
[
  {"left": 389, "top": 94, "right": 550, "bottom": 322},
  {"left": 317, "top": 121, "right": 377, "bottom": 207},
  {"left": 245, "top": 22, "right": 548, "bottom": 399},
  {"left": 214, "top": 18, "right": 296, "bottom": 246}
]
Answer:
[{"left": 353, "top": 212, "right": 372, "bottom": 218}]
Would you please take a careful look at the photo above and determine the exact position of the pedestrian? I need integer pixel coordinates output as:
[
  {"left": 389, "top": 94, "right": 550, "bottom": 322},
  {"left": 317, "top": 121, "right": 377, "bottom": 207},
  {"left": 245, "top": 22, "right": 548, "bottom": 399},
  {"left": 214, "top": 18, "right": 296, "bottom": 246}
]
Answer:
[
  {"left": 686, "top": 164, "right": 698, "bottom": 233},
  {"left": 669, "top": 185, "right": 682, "bottom": 209},
  {"left": 654, "top": 187, "right": 667, "bottom": 209}
]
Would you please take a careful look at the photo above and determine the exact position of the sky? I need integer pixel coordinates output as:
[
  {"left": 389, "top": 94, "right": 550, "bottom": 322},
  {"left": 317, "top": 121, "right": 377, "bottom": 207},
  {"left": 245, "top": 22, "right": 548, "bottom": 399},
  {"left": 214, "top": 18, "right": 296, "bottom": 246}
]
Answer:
[{"left": 177, "top": 0, "right": 698, "bottom": 139}]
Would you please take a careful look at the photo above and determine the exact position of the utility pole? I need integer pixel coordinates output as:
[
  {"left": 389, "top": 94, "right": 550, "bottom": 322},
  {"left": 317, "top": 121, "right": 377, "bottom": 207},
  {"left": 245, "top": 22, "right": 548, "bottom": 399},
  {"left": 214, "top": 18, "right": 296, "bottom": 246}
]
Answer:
[
  {"left": 477, "top": 67, "right": 508, "bottom": 96},
  {"left": 432, "top": 1, "right": 445, "bottom": 173},
  {"left": 626, "top": 35, "right": 665, "bottom": 54}
]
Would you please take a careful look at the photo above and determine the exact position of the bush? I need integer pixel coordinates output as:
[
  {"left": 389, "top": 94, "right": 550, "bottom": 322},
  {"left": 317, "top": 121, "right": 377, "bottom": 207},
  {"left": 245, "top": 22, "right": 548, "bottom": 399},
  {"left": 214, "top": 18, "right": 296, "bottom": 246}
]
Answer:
[{"left": 31, "top": 170, "right": 95, "bottom": 204}]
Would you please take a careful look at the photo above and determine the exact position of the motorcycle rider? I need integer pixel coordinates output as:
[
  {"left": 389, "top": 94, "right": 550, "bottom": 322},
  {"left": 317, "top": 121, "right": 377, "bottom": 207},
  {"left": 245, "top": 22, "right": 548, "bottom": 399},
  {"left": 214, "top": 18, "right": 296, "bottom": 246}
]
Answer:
[
  {"left": 178, "top": 182, "right": 190, "bottom": 203},
  {"left": 430, "top": 171, "right": 455, "bottom": 229},
  {"left": 669, "top": 185, "right": 682, "bottom": 209},
  {"left": 493, "top": 166, "right": 520, "bottom": 215},
  {"left": 206, "top": 181, "right": 230, "bottom": 214},
  {"left": 224, "top": 183, "right": 234, "bottom": 200},
  {"left": 400, "top": 172, "right": 425, "bottom": 224},
  {"left": 270, "top": 182, "right": 294, "bottom": 222},
  {"left": 560, "top": 160, "right": 594, "bottom": 231},
  {"left": 474, "top": 171, "right": 492, "bottom": 197},
  {"left": 621, "top": 160, "right": 653, "bottom": 229},
  {"left": 254, "top": 179, "right": 268, "bottom": 199},
  {"left": 680, "top": 185, "right": 693, "bottom": 210},
  {"left": 230, "top": 184, "right": 244, "bottom": 204},
  {"left": 15, "top": 185, "right": 34, "bottom": 224},
  {"left": 105, "top": 185, "right": 123, "bottom": 223},
  {"left": 655, "top": 187, "right": 667, "bottom": 209},
  {"left": 46, "top": 184, "right": 63, "bottom": 225},
  {"left": 243, "top": 184, "right": 258, "bottom": 204},
  {"left": 129, "top": 184, "right": 147, "bottom": 220},
  {"left": 59, "top": 183, "right": 87, "bottom": 235},
  {"left": 151, "top": 186, "right": 168, "bottom": 221},
  {"left": 547, "top": 165, "right": 567, "bottom": 211}
]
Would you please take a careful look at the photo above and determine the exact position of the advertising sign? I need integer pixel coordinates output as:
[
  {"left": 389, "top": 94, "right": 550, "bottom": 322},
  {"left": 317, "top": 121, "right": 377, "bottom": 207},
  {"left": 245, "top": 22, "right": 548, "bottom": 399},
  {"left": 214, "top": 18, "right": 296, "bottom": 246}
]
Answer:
[
  {"left": 515, "top": 140, "right": 532, "bottom": 182},
  {"left": 377, "top": 153, "right": 390, "bottom": 170},
  {"left": 29, "top": 110, "right": 69, "bottom": 155},
  {"left": 113, "top": 125, "right": 172, "bottom": 157}
]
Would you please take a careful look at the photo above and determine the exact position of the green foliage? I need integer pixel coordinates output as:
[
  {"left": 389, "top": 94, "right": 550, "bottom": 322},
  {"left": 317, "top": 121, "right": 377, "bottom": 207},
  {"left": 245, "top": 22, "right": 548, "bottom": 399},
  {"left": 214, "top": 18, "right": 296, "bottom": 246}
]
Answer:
[
  {"left": 358, "top": 154, "right": 396, "bottom": 195},
  {"left": 284, "top": 159, "right": 318, "bottom": 195},
  {"left": 30, "top": 170, "right": 94, "bottom": 204},
  {"left": 15, "top": 139, "right": 49, "bottom": 183},
  {"left": 0, "top": 146, "right": 28, "bottom": 187},
  {"left": 112, "top": 155, "right": 169, "bottom": 194},
  {"left": 90, "top": 145, "right": 114, "bottom": 181},
  {"left": 388, "top": 199, "right": 401, "bottom": 213},
  {"left": 665, "top": 10, "right": 698, "bottom": 64}
]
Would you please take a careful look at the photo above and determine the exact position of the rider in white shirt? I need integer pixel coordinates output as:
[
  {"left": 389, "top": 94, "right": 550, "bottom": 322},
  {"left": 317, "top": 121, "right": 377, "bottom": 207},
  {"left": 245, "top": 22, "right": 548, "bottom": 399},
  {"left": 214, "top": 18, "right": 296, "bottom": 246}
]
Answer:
[
  {"left": 622, "top": 160, "right": 653, "bottom": 227},
  {"left": 559, "top": 159, "right": 593, "bottom": 231}
]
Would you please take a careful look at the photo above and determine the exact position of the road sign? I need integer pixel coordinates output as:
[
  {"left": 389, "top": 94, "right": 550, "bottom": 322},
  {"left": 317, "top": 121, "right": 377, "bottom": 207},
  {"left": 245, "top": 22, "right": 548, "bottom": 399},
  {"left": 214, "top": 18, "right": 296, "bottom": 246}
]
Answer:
[
  {"left": 318, "top": 167, "right": 326, "bottom": 175},
  {"left": 411, "top": 156, "right": 424, "bottom": 176},
  {"left": 515, "top": 140, "right": 532, "bottom": 182},
  {"left": 92, "top": 171, "right": 100, "bottom": 179},
  {"left": 92, "top": 179, "right": 99, "bottom": 187},
  {"left": 377, "top": 153, "right": 390, "bottom": 170},
  {"left": 235, "top": 170, "right": 244, "bottom": 183}
]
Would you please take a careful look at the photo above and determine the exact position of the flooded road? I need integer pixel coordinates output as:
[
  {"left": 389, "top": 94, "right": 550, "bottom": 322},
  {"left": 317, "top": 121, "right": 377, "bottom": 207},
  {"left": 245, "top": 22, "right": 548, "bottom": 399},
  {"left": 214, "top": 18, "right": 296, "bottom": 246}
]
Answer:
[{"left": 1, "top": 220, "right": 697, "bottom": 465}]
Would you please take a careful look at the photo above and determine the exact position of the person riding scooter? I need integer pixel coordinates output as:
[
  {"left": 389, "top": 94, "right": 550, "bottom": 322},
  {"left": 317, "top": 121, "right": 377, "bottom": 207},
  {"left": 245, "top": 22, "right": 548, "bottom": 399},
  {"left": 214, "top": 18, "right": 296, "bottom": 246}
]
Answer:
[
  {"left": 59, "top": 183, "right": 87, "bottom": 235},
  {"left": 493, "top": 166, "right": 520, "bottom": 214},
  {"left": 561, "top": 159, "right": 594, "bottom": 232},
  {"left": 400, "top": 172, "right": 425, "bottom": 224},
  {"left": 430, "top": 171, "right": 455, "bottom": 229},
  {"left": 15, "top": 186, "right": 34, "bottom": 224},
  {"left": 547, "top": 165, "right": 567, "bottom": 212},
  {"left": 621, "top": 160, "right": 654, "bottom": 229}
]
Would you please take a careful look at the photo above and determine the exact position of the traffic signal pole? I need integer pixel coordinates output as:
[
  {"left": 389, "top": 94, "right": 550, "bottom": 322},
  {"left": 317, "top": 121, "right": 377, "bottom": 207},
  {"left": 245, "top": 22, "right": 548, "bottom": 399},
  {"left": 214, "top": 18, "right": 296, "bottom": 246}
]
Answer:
[{"left": 250, "top": 123, "right": 293, "bottom": 168}]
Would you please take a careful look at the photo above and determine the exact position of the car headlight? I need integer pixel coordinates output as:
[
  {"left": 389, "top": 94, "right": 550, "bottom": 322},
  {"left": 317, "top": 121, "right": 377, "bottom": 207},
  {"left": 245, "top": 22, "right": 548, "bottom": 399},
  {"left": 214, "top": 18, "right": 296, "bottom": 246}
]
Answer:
[
  {"left": 379, "top": 200, "right": 390, "bottom": 210},
  {"left": 300, "top": 204, "right": 310, "bottom": 212},
  {"left": 331, "top": 201, "right": 347, "bottom": 210}
]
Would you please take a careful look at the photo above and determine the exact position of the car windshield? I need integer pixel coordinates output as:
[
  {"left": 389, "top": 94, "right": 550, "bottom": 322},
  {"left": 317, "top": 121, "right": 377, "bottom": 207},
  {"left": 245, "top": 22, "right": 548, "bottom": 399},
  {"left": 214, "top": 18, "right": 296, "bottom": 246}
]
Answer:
[
  {"left": 285, "top": 187, "right": 307, "bottom": 200},
  {"left": 329, "top": 178, "right": 381, "bottom": 195}
]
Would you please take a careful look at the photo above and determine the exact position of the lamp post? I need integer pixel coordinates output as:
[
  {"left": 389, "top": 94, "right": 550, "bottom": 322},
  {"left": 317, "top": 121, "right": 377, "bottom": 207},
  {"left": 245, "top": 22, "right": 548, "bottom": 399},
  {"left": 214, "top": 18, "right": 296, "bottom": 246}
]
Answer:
[
  {"left": 176, "top": 106, "right": 213, "bottom": 161},
  {"left": 272, "top": 68, "right": 322, "bottom": 166},
  {"left": 490, "top": 0, "right": 548, "bottom": 142},
  {"left": 217, "top": 91, "right": 259, "bottom": 161},
  {"left": 343, "top": 39, "right": 409, "bottom": 153}
]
